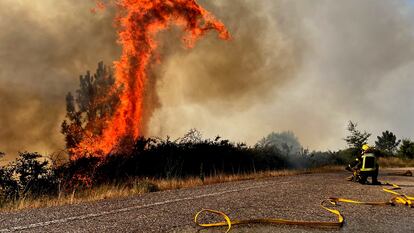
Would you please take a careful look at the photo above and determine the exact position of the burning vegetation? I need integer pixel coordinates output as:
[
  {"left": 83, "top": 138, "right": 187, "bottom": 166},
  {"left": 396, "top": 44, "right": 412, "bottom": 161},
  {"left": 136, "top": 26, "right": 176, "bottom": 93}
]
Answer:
[
  {"left": 1, "top": 123, "right": 413, "bottom": 210},
  {"left": 1, "top": 0, "right": 414, "bottom": 211},
  {"left": 71, "top": 0, "right": 230, "bottom": 158}
]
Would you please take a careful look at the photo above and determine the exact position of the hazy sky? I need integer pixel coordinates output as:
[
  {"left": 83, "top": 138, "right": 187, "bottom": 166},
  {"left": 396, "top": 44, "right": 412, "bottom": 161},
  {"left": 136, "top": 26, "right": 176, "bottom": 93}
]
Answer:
[{"left": 1, "top": 0, "right": 414, "bottom": 160}]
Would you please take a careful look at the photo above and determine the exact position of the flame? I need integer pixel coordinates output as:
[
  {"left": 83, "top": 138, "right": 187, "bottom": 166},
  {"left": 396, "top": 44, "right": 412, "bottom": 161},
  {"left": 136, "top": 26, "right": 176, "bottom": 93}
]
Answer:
[{"left": 72, "top": 0, "right": 230, "bottom": 159}]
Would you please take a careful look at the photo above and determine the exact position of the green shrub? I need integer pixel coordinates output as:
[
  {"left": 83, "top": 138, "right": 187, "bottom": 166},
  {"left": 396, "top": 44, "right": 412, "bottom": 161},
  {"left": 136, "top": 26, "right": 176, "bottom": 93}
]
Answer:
[{"left": 398, "top": 139, "right": 414, "bottom": 159}]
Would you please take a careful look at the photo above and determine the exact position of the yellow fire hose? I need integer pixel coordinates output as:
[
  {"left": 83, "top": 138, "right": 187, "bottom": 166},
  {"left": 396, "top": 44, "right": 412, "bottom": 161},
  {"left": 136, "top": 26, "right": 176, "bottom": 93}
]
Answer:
[{"left": 194, "top": 182, "right": 413, "bottom": 232}]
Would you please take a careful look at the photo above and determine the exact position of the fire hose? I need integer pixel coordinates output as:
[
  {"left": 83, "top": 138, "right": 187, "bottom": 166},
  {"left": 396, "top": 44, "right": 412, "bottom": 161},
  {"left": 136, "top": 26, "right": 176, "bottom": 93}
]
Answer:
[{"left": 194, "top": 182, "right": 413, "bottom": 232}]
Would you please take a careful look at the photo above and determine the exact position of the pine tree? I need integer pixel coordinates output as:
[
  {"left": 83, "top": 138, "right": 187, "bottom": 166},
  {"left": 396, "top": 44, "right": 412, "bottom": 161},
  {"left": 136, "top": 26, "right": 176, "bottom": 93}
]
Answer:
[
  {"left": 375, "top": 130, "right": 400, "bottom": 155},
  {"left": 398, "top": 139, "right": 414, "bottom": 159},
  {"left": 61, "top": 62, "right": 120, "bottom": 153},
  {"left": 344, "top": 121, "right": 371, "bottom": 150}
]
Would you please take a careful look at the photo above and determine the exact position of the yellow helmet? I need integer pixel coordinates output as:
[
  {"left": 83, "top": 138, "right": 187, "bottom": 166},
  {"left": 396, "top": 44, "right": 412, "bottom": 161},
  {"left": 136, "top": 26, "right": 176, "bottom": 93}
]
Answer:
[{"left": 362, "top": 144, "right": 370, "bottom": 152}]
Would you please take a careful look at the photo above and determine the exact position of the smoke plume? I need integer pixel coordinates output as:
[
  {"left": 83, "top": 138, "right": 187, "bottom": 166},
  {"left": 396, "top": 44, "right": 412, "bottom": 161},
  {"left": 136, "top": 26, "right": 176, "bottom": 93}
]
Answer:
[
  {"left": 148, "top": 0, "right": 414, "bottom": 150},
  {"left": 0, "top": 0, "right": 119, "bottom": 160},
  {"left": 1, "top": 0, "right": 414, "bottom": 160}
]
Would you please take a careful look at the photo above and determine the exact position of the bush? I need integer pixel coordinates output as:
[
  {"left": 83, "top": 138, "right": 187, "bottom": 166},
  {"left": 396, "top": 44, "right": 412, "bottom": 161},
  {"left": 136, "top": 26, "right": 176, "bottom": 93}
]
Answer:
[
  {"left": 328, "top": 148, "right": 357, "bottom": 165},
  {"left": 92, "top": 135, "right": 258, "bottom": 181},
  {"left": 0, "top": 166, "right": 19, "bottom": 203},
  {"left": 398, "top": 139, "right": 414, "bottom": 159},
  {"left": 2, "top": 129, "right": 384, "bottom": 206},
  {"left": 58, "top": 130, "right": 359, "bottom": 187},
  {"left": 0, "top": 152, "right": 58, "bottom": 204}
]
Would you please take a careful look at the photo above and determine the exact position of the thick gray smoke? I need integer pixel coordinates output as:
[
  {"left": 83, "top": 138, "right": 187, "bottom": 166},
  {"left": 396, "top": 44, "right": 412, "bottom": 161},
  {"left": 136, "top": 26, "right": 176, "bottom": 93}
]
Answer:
[
  {"left": 1, "top": 0, "right": 414, "bottom": 161},
  {"left": 149, "top": 0, "right": 414, "bottom": 150},
  {"left": 0, "top": 0, "right": 119, "bottom": 161},
  {"left": 148, "top": 0, "right": 305, "bottom": 138}
]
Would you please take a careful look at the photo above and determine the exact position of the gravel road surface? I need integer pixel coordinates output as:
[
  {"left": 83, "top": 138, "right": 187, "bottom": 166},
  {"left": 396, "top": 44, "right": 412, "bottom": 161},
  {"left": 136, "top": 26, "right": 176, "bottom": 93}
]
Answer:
[{"left": 0, "top": 169, "right": 413, "bottom": 233}]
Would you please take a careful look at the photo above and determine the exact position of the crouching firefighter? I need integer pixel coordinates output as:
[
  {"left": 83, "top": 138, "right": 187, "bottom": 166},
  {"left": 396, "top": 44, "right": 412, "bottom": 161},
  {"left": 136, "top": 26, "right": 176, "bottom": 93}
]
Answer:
[{"left": 346, "top": 144, "right": 381, "bottom": 185}]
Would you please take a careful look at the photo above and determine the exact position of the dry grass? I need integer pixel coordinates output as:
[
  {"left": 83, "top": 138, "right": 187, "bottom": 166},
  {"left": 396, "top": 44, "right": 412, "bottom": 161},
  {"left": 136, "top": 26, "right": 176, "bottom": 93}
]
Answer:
[
  {"left": 378, "top": 157, "right": 414, "bottom": 168},
  {"left": 3, "top": 157, "right": 412, "bottom": 212},
  {"left": 154, "top": 166, "right": 341, "bottom": 190},
  {"left": 0, "top": 166, "right": 342, "bottom": 212},
  {"left": 0, "top": 181, "right": 157, "bottom": 212}
]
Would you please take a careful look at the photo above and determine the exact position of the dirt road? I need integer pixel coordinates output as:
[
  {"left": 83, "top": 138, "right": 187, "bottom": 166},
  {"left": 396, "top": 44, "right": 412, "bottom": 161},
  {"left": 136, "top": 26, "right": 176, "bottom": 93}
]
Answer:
[{"left": 1, "top": 169, "right": 413, "bottom": 232}]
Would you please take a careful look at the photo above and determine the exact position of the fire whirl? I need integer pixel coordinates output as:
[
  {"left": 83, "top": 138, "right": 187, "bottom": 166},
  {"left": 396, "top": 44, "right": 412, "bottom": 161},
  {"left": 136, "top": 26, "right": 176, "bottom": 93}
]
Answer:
[{"left": 72, "top": 0, "right": 230, "bottom": 159}]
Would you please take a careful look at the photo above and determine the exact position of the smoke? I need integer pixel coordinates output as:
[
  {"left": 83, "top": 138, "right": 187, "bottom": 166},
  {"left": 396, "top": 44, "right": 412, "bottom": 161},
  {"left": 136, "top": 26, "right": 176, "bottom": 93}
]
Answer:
[
  {"left": 163, "top": 0, "right": 302, "bottom": 110},
  {"left": 1, "top": 0, "right": 414, "bottom": 159},
  {"left": 0, "top": 0, "right": 119, "bottom": 159},
  {"left": 148, "top": 0, "right": 414, "bottom": 150},
  {"left": 279, "top": 0, "right": 414, "bottom": 149},
  {"left": 148, "top": 0, "right": 305, "bottom": 136}
]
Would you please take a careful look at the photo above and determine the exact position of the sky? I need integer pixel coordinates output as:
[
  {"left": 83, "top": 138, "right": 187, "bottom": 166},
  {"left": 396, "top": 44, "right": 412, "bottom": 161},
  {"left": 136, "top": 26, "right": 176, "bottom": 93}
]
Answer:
[{"left": 1, "top": 0, "right": 414, "bottom": 160}]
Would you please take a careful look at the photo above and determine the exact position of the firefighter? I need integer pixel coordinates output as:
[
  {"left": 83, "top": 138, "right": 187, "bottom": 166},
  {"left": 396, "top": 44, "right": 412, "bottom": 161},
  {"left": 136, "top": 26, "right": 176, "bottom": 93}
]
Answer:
[{"left": 346, "top": 144, "right": 381, "bottom": 185}]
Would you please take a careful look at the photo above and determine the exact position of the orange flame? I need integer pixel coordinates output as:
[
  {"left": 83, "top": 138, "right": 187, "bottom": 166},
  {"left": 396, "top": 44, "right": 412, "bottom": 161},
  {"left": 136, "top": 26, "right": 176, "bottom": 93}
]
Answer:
[{"left": 72, "top": 0, "right": 230, "bottom": 159}]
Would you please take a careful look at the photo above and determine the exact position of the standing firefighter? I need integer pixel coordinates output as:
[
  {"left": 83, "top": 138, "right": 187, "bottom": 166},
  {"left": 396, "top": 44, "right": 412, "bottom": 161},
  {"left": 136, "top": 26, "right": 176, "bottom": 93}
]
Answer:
[{"left": 346, "top": 144, "right": 381, "bottom": 185}]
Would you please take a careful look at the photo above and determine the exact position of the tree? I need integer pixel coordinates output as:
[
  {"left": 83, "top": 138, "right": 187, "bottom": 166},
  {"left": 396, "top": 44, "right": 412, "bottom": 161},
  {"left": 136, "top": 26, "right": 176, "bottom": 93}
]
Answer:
[
  {"left": 344, "top": 121, "right": 371, "bottom": 149},
  {"left": 375, "top": 130, "right": 400, "bottom": 155},
  {"left": 256, "top": 131, "right": 303, "bottom": 156},
  {"left": 398, "top": 139, "right": 414, "bottom": 159},
  {"left": 61, "top": 62, "right": 120, "bottom": 153}
]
